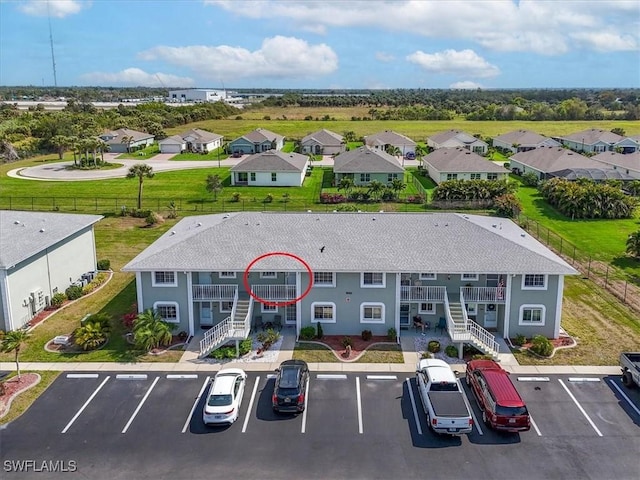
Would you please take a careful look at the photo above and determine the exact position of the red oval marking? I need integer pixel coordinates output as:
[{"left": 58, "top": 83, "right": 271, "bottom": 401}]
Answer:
[{"left": 243, "top": 252, "right": 313, "bottom": 307}]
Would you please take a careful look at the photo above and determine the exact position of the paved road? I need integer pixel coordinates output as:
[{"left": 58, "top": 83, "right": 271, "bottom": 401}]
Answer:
[{"left": 1, "top": 371, "right": 638, "bottom": 479}]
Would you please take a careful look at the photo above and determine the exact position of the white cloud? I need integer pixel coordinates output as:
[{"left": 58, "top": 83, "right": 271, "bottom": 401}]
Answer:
[
  {"left": 407, "top": 49, "right": 500, "bottom": 78},
  {"left": 80, "top": 68, "right": 194, "bottom": 87},
  {"left": 375, "top": 52, "right": 395, "bottom": 63},
  {"left": 18, "top": 0, "right": 88, "bottom": 18},
  {"left": 570, "top": 31, "right": 638, "bottom": 52},
  {"left": 450, "top": 81, "right": 483, "bottom": 90},
  {"left": 139, "top": 36, "right": 338, "bottom": 80},
  {"left": 205, "top": 0, "right": 640, "bottom": 55}
]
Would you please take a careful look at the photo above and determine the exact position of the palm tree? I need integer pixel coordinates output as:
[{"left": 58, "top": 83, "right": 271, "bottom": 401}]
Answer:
[
  {"left": 337, "top": 176, "right": 354, "bottom": 196},
  {"left": 386, "top": 145, "right": 401, "bottom": 158},
  {"left": 120, "top": 135, "right": 133, "bottom": 153},
  {"left": 1, "top": 329, "right": 31, "bottom": 379},
  {"left": 205, "top": 174, "right": 223, "bottom": 200},
  {"left": 133, "top": 309, "right": 175, "bottom": 351},
  {"left": 97, "top": 139, "right": 109, "bottom": 164},
  {"left": 626, "top": 231, "right": 640, "bottom": 258},
  {"left": 415, "top": 144, "right": 428, "bottom": 170},
  {"left": 389, "top": 178, "right": 407, "bottom": 197},
  {"left": 50, "top": 135, "right": 71, "bottom": 160},
  {"left": 126, "top": 163, "right": 154, "bottom": 209},
  {"left": 368, "top": 179, "right": 385, "bottom": 201}
]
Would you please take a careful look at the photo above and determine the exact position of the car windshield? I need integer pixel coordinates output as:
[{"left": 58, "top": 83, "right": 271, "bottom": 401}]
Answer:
[
  {"left": 496, "top": 405, "right": 528, "bottom": 416},
  {"left": 207, "top": 394, "right": 232, "bottom": 407},
  {"left": 279, "top": 368, "right": 300, "bottom": 389},
  {"left": 430, "top": 382, "right": 459, "bottom": 392}
]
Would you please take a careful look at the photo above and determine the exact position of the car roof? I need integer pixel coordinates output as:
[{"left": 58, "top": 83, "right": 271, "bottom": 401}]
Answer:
[
  {"left": 280, "top": 360, "right": 307, "bottom": 368},
  {"left": 211, "top": 374, "right": 237, "bottom": 395},
  {"left": 481, "top": 369, "right": 525, "bottom": 407},
  {"left": 469, "top": 359, "right": 502, "bottom": 371}
]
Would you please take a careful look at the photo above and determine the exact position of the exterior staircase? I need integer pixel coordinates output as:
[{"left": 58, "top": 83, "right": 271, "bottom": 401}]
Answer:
[
  {"left": 233, "top": 298, "right": 250, "bottom": 325},
  {"left": 198, "top": 294, "right": 251, "bottom": 358},
  {"left": 445, "top": 295, "right": 499, "bottom": 359}
]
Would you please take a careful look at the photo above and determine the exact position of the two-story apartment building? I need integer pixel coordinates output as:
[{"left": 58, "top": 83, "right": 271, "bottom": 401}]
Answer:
[{"left": 123, "top": 212, "right": 577, "bottom": 358}]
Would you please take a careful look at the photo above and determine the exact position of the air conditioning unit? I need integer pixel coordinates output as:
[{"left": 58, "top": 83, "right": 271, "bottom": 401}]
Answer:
[{"left": 31, "top": 289, "right": 45, "bottom": 310}]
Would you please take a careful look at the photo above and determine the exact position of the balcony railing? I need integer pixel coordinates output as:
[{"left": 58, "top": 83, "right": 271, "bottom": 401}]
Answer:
[
  {"left": 400, "top": 285, "right": 446, "bottom": 302},
  {"left": 192, "top": 284, "right": 237, "bottom": 300},
  {"left": 460, "top": 287, "right": 505, "bottom": 304},
  {"left": 251, "top": 284, "right": 296, "bottom": 301}
]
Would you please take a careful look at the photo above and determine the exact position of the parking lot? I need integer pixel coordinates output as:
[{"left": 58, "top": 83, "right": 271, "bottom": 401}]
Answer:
[{"left": 2, "top": 371, "right": 639, "bottom": 479}]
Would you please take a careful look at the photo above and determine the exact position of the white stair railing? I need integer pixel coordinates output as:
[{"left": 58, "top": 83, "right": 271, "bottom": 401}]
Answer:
[
  {"left": 459, "top": 288, "right": 499, "bottom": 357},
  {"left": 199, "top": 316, "right": 232, "bottom": 357}
]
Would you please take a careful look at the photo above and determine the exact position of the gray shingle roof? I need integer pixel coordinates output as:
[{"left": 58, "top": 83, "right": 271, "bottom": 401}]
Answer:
[
  {"left": 301, "top": 129, "right": 343, "bottom": 145},
  {"left": 364, "top": 130, "right": 416, "bottom": 147},
  {"left": 592, "top": 151, "right": 640, "bottom": 172},
  {"left": 181, "top": 128, "right": 222, "bottom": 143},
  {"left": 230, "top": 150, "right": 309, "bottom": 172},
  {"left": 0, "top": 211, "right": 102, "bottom": 269},
  {"left": 429, "top": 130, "right": 484, "bottom": 146},
  {"left": 559, "top": 129, "right": 623, "bottom": 145},
  {"left": 159, "top": 135, "right": 184, "bottom": 145},
  {"left": 494, "top": 130, "right": 559, "bottom": 147},
  {"left": 333, "top": 147, "right": 404, "bottom": 173},
  {"left": 424, "top": 148, "right": 509, "bottom": 173},
  {"left": 122, "top": 212, "right": 577, "bottom": 276},
  {"left": 549, "top": 168, "right": 635, "bottom": 181},
  {"left": 101, "top": 128, "right": 153, "bottom": 145},
  {"left": 239, "top": 128, "right": 284, "bottom": 144},
  {"left": 511, "top": 147, "right": 605, "bottom": 172}
]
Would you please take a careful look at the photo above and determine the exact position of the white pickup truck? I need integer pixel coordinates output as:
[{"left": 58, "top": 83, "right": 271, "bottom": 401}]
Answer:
[
  {"left": 620, "top": 352, "right": 640, "bottom": 388},
  {"left": 415, "top": 358, "right": 473, "bottom": 435}
]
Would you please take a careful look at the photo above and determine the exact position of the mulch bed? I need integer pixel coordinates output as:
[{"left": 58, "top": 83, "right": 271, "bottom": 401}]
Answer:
[
  {"left": 0, "top": 373, "right": 40, "bottom": 418},
  {"left": 314, "top": 335, "right": 392, "bottom": 361},
  {"left": 512, "top": 336, "right": 575, "bottom": 350}
]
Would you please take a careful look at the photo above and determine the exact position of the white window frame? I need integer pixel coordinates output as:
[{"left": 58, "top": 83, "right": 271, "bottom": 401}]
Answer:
[
  {"left": 153, "top": 301, "right": 179, "bottom": 323},
  {"left": 250, "top": 172, "right": 256, "bottom": 182},
  {"left": 519, "top": 304, "right": 546, "bottom": 326},
  {"left": 260, "top": 272, "right": 277, "bottom": 279},
  {"left": 311, "top": 302, "right": 336, "bottom": 323},
  {"left": 419, "top": 273, "right": 437, "bottom": 281},
  {"left": 313, "top": 272, "right": 336, "bottom": 287},
  {"left": 220, "top": 301, "right": 233, "bottom": 313},
  {"left": 466, "top": 303, "right": 477, "bottom": 315},
  {"left": 446, "top": 173, "right": 458, "bottom": 181},
  {"left": 522, "top": 274, "right": 547, "bottom": 290},
  {"left": 461, "top": 273, "right": 479, "bottom": 281},
  {"left": 470, "top": 173, "right": 481, "bottom": 180},
  {"left": 261, "top": 303, "right": 278, "bottom": 313},
  {"left": 152, "top": 271, "right": 177, "bottom": 287},
  {"left": 360, "top": 173, "right": 370, "bottom": 183},
  {"left": 487, "top": 173, "right": 498, "bottom": 180},
  {"left": 271, "top": 172, "right": 277, "bottom": 182},
  {"left": 219, "top": 271, "right": 236, "bottom": 279},
  {"left": 361, "top": 272, "right": 385, "bottom": 288},
  {"left": 360, "top": 302, "right": 385, "bottom": 324},
  {"left": 419, "top": 302, "right": 435, "bottom": 314}
]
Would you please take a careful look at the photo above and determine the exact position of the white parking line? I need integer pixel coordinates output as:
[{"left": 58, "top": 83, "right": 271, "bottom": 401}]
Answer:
[
  {"left": 61, "top": 376, "right": 110, "bottom": 434},
  {"left": 366, "top": 375, "right": 397, "bottom": 380},
  {"left": 122, "top": 376, "right": 159, "bottom": 433},
  {"left": 301, "top": 376, "right": 310, "bottom": 434},
  {"left": 517, "top": 377, "right": 550, "bottom": 382},
  {"left": 182, "top": 376, "right": 210, "bottom": 433},
  {"left": 242, "top": 376, "right": 260, "bottom": 433},
  {"left": 607, "top": 379, "right": 640, "bottom": 417},
  {"left": 568, "top": 377, "right": 601, "bottom": 383},
  {"left": 459, "top": 379, "right": 483, "bottom": 436},
  {"left": 529, "top": 414, "right": 542, "bottom": 436},
  {"left": 317, "top": 374, "right": 347, "bottom": 380},
  {"left": 406, "top": 378, "right": 422, "bottom": 435},
  {"left": 558, "top": 379, "right": 603, "bottom": 437},
  {"left": 167, "top": 374, "right": 198, "bottom": 380},
  {"left": 66, "top": 373, "right": 99, "bottom": 379},
  {"left": 356, "top": 376, "right": 363, "bottom": 434},
  {"left": 116, "top": 374, "right": 147, "bottom": 380}
]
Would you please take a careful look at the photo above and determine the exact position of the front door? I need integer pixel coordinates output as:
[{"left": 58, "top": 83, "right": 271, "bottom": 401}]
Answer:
[
  {"left": 484, "top": 307, "right": 497, "bottom": 329},
  {"left": 285, "top": 304, "right": 296, "bottom": 325},
  {"left": 200, "top": 302, "right": 213, "bottom": 327}
]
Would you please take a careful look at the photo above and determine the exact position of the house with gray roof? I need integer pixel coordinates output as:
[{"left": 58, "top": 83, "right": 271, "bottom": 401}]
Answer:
[
  {"left": 423, "top": 148, "right": 509, "bottom": 184},
  {"left": 509, "top": 147, "right": 607, "bottom": 179},
  {"left": 123, "top": 212, "right": 577, "bottom": 358},
  {"left": 592, "top": 151, "right": 640, "bottom": 179},
  {"left": 364, "top": 130, "right": 416, "bottom": 157},
  {"left": 300, "top": 129, "right": 344, "bottom": 155},
  {"left": 230, "top": 150, "right": 310, "bottom": 186},
  {"left": 548, "top": 168, "right": 636, "bottom": 182},
  {"left": 158, "top": 135, "right": 186, "bottom": 154},
  {"left": 99, "top": 128, "right": 154, "bottom": 153},
  {"left": 0, "top": 211, "right": 102, "bottom": 331},
  {"left": 427, "top": 130, "right": 488, "bottom": 155},
  {"left": 182, "top": 128, "right": 223, "bottom": 153},
  {"left": 228, "top": 128, "right": 285, "bottom": 155},
  {"left": 333, "top": 146, "right": 404, "bottom": 186},
  {"left": 493, "top": 130, "right": 560, "bottom": 154},
  {"left": 555, "top": 128, "right": 623, "bottom": 154},
  {"left": 613, "top": 134, "right": 640, "bottom": 154}
]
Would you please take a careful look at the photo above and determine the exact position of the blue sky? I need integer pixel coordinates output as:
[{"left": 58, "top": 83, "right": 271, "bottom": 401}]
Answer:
[{"left": 1, "top": 0, "right": 639, "bottom": 89}]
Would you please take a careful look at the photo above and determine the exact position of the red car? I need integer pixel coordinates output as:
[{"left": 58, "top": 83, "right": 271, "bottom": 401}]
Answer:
[{"left": 465, "top": 359, "right": 530, "bottom": 432}]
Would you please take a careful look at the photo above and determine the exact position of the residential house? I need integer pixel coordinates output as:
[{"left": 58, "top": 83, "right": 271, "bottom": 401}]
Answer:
[
  {"left": 423, "top": 148, "right": 509, "bottom": 184},
  {"left": 427, "top": 130, "right": 488, "bottom": 155},
  {"left": 555, "top": 128, "right": 623, "bottom": 154},
  {"left": 122, "top": 212, "right": 578, "bottom": 359},
  {"left": 182, "top": 129, "right": 223, "bottom": 153},
  {"left": 592, "top": 151, "right": 640, "bottom": 179},
  {"left": 0, "top": 211, "right": 102, "bottom": 331},
  {"left": 548, "top": 168, "right": 636, "bottom": 182},
  {"left": 364, "top": 130, "right": 416, "bottom": 157},
  {"left": 99, "top": 128, "right": 154, "bottom": 154},
  {"left": 493, "top": 130, "right": 561, "bottom": 153},
  {"left": 333, "top": 146, "right": 404, "bottom": 186},
  {"left": 228, "top": 128, "right": 285, "bottom": 155},
  {"left": 509, "top": 147, "right": 607, "bottom": 179},
  {"left": 613, "top": 134, "right": 640, "bottom": 154},
  {"left": 230, "top": 150, "right": 310, "bottom": 187},
  {"left": 300, "top": 129, "right": 345, "bottom": 155},
  {"left": 158, "top": 135, "right": 186, "bottom": 154}
]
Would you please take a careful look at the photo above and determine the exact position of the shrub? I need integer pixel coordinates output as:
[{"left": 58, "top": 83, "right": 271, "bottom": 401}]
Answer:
[
  {"left": 316, "top": 322, "right": 324, "bottom": 340},
  {"left": 361, "top": 329, "right": 372, "bottom": 341},
  {"left": 178, "top": 331, "right": 188, "bottom": 342},
  {"left": 240, "top": 338, "right": 252, "bottom": 355},
  {"left": 145, "top": 211, "right": 163, "bottom": 225},
  {"left": 65, "top": 285, "right": 83, "bottom": 300},
  {"left": 130, "top": 208, "right": 152, "bottom": 219},
  {"left": 122, "top": 303, "right": 138, "bottom": 331},
  {"left": 257, "top": 328, "right": 281, "bottom": 351},
  {"left": 264, "top": 193, "right": 273, "bottom": 203},
  {"left": 514, "top": 334, "right": 527, "bottom": 346},
  {"left": 445, "top": 344, "right": 458, "bottom": 357},
  {"left": 300, "top": 326, "right": 315, "bottom": 341},
  {"left": 231, "top": 192, "right": 241, "bottom": 202},
  {"left": 406, "top": 194, "right": 425, "bottom": 204},
  {"left": 521, "top": 172, "right": 539, "bottom": 187},
  {"left": 81, "top": 313, "right": 112, "bottom": 332},
  {"left": 336, "top": 204, "right": 358, "bottom": 211},
  {"left": 427, "top": 340, "right": 441, "bottom": 353},
  {"left": 74, "top": 321, "right": 109, "bottom": 351},
  {"left": 387, "top": 327, "right": 397, "bottom": 341},
  {"left": 493, "top": 193, "right": 522, "bottom": 218},
  {"left": 342, "top": 336, "right": 353, "bottom": 348},
  {"left": 50, "top": 292, "right": 66, "bottom": 308},
  {"left": 530, "top": 335, "right": 553, "bottom": 357},
  {"left": 320, "top": 193, "right": 347, "bottom": 204},
  {"left": 97, "top": 259, "right": 111, "bottom": 271},
  {"left": 471, "top": 354, "right": 494, "bottom": 361}
]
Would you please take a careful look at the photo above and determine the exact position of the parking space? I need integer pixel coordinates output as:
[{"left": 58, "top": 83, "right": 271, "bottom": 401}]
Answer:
[
  {"left": 359, "top": 375, "right": 412, "bottom": 437},
  {"left": 304, "top": 374, "right": 360, "bottom": 436}
]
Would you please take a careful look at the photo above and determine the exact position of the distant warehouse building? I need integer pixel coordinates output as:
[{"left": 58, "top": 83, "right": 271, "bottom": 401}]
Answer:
[{"left": 168, "top": 89, "right": 244, "bottom": 107}]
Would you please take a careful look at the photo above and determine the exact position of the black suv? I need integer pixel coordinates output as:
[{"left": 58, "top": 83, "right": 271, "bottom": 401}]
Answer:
[{"left": 272, "top": 360, "right": 309, "bottom": 413}]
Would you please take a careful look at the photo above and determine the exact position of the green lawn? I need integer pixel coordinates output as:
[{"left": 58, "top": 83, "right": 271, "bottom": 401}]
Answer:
[
  {"left": 171, "top": 147, "right": 229, "bottom": 161},
  {"left": 116, "top": 143, "right": 160, "bottom": 159}
]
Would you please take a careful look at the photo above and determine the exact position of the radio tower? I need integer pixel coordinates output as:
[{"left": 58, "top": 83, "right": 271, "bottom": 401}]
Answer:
[{"left": 47, "top": 1, "right": 58, "bottom": 87}]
